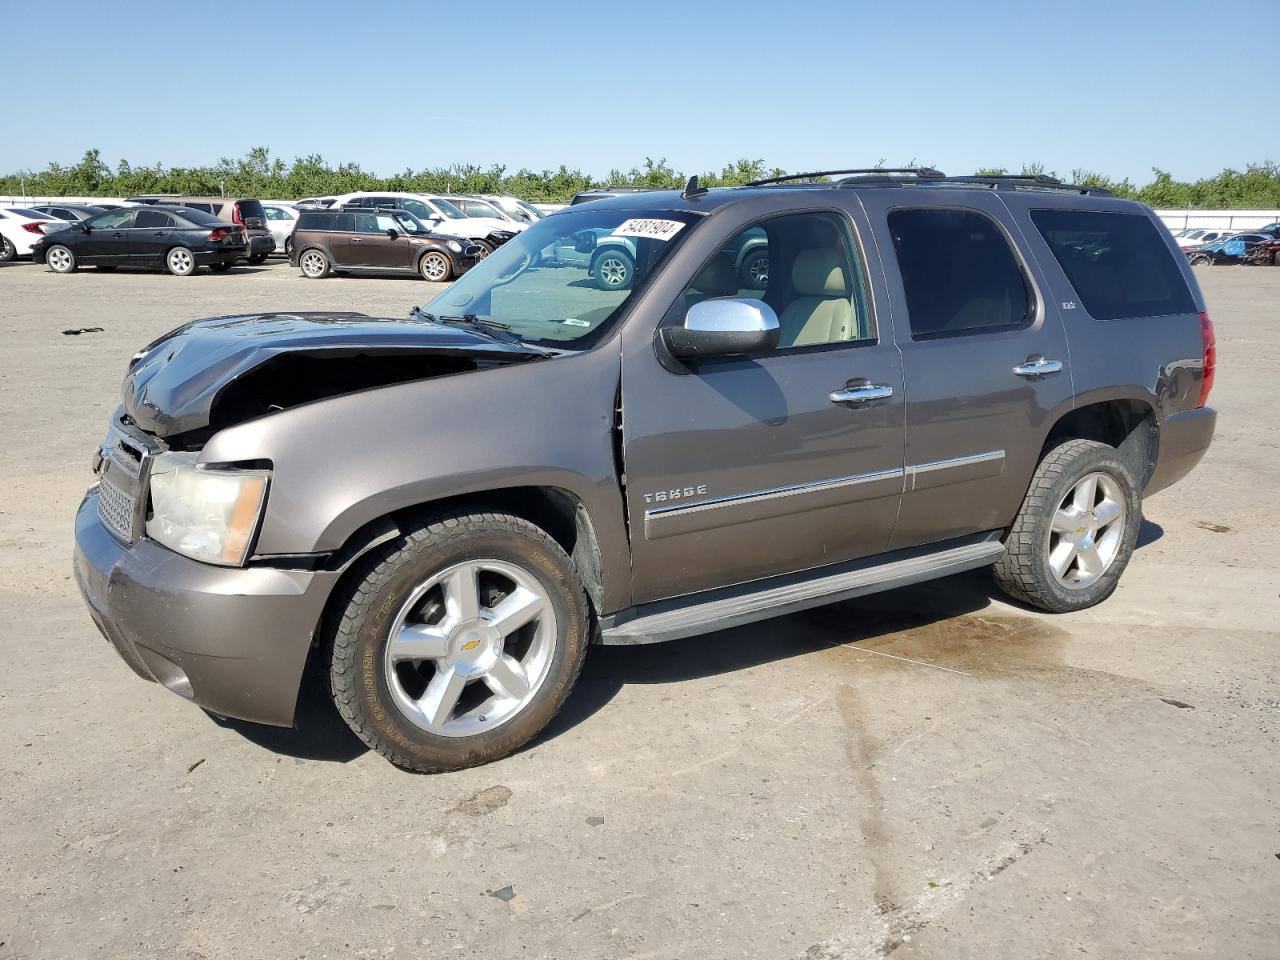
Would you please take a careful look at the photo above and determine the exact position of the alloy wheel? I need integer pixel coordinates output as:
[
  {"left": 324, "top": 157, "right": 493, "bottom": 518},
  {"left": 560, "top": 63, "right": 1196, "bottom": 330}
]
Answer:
[
  {"left": 598, "top": 256, "right": 629, "bottom": 286},
  {"left": 421, "top": 253, "right": 449, "bottom": 281},
  {"left": 301, "top": 251, "right": 327, "bottom": 277},
  {"left": 1046, "top": 472, "right": 1126, "bottom": 588},
  {"left": 47, "top": 246, "right": 73, "bottom": 273},
  {"left": 383, "top": 559, "right": 558, "bottom": 737},
  {"left": 167, "top": 248, "right": 194, "bottom": 275}
]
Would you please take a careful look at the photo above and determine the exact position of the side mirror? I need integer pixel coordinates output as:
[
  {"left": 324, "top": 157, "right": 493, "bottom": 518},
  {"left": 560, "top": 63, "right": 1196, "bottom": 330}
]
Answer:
[
  {"left": 573, "top": 231, "right": 597, "bottom": 254},
  {"left": 387, "top": 229, "right": 399, "bottom": 240},
  {"left": 80, "top": 223, "right": 91, "bottom": 233},
  {"left": 661, "top": 298, "right": 780, "bottom": 359}
]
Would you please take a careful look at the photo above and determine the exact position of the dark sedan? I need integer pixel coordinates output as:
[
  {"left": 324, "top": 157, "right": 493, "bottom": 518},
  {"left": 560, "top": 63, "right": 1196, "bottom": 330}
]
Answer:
[{"left": 32, "top": 206, "right": 248, "bottom": 276}]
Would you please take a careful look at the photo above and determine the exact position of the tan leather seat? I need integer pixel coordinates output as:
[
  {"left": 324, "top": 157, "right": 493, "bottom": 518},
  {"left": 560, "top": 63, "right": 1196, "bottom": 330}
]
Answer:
[
  {"left": 685, "top": 256, "right": 739, "bottom": 306},
  {"left": 779, "top": 249, "right": 853, "bottom": 347}
]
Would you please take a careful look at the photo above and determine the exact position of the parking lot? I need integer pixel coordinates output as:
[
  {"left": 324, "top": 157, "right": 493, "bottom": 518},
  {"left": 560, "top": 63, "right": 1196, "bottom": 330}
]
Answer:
[{"left": 1, "top": 260, "right": 1277, "bottom": 959}]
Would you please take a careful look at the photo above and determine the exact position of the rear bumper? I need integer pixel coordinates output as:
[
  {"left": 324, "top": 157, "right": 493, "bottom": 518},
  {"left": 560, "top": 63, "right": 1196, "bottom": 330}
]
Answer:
[
  {"left": 1146, "top": 406, "right": 1216, "bottom": 497},
  {"left": 73, "top": 489, "right": 339, "bottom": 727},
  {"left": 195, "top": 246, "right": 247, "bottom": 265}
]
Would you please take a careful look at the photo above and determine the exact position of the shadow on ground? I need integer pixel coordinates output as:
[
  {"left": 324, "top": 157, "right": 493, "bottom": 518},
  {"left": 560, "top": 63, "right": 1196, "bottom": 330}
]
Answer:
[{"left": 213, "top": 526, "right": 1163, "bottom": 767}]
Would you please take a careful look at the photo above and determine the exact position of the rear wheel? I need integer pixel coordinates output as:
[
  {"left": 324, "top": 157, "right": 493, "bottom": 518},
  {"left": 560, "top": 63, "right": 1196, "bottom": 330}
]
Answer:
[
  {"left": 165, "top": 247, "right": 196, "bottom": 276},
  {"left": 994, "top": 439, "right": 1142, "bottom": 613},
  {"left": 299, "top": 248, "right": 330, "bottom": 279},
  {"left": 419, "top": 250, "right": 452, "bottom": 281},
  {"left": 328, "top": 510, "right": 589, "bottom": 773},
  {"left": 46, "top": 245, "right": 77, "bottom": 274},
  {"left": 0, "top": 236, "right": 15, "bottom": 262},
  {"left": 1190, "top": 253, "right": 1212, "bottom": 266}
]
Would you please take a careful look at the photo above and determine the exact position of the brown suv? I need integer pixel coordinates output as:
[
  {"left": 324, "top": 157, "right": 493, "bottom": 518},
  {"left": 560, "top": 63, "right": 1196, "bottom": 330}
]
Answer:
[
  {"left": 128, "top": 196, "right": 275, "bottom": 263},
  {"left": 289, "top": 206, "right": 481, "bottom": 280}
]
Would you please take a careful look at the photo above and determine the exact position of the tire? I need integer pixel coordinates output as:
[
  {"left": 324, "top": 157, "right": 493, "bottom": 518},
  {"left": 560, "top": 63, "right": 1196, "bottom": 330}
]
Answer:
[
  {"left": 328, "top": 510, "right": 589, "bottom": 773},
  {"left": 419, "top": 250, "right": 452, "bottom": 282},
  {"left": 46, "top": 244, "right": 77, "bottom": 274},
  {"left": 470, "top": 239, "right": 494, "bottom": 260},
  {"left": 591, "top": 248, "right": 634, "bottom": 291},
  {"left": 284, "top": 237, "right": 293, "bottom": 257},
  {"left": 247, "top": 253, "right": 268, "bottom": 265},
  {"left": 1190, "top": 254, "right": 1211, "bottom": 266},
  {"left": 210, "top": 262, "right": 232, "bottom": 272},
  {"left": 993, "top": 439, "right": 1142, "bottom": 613},
  {"left": 0, "top": 236, "right": 15, "bottom": 263},
  {"left": 165, "top": 246, "right": 196, "bottom": 276},
  {"left": 299, "top": 248, "right": 330, "bottom": 279},
  {"left": 739, "top": 248, "right": 769, "bottom": 289},
  {"left": 95, "top": 265, "right": 118, "bottom": 272}
]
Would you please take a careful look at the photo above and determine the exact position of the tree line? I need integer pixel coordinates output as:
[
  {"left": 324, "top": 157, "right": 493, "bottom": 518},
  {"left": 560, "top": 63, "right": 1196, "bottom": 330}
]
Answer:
[{"left": 3, "top": 149, "right": 1278, "bottom": 208}]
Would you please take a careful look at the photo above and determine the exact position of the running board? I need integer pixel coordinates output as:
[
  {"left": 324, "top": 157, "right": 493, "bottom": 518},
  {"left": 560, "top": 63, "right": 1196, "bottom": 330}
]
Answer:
[{"left": 599, "top": 533, "right": 1004, "bottom": 645}]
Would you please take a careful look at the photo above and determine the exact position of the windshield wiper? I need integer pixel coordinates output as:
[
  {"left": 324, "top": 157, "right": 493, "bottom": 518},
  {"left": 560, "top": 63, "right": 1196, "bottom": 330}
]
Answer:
[{"left": 411, "top": 307, "right": 534, "bottom": 348}]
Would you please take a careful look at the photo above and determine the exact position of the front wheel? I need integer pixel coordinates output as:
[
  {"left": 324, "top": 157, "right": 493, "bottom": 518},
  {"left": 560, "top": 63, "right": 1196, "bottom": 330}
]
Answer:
[
  {"left": 328, "top": 511, "right": 589, "bottom": 773},
  {"left": 165, "top": 247, "right": 196, "bottom": 276},
  {"left": 994, "top": 439, "right": 1142, "bottom": 613},
  {"left": 470, "top": 239, "right": 494, "bottom": 261},
  {"left": 739, "top": 248, "right": 769, "bottom": 289},
  {"left": 46, "top": 245, "right": 78, "bottom": 273},
  {"left": 419, "top": 250, "right": 452, "bottom": 281}
]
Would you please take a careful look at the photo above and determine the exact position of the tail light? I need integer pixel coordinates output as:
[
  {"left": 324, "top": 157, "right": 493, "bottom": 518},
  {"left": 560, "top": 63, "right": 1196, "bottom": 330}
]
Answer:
[
  {"left": 208, "top": 228, "right": 228, "bottom": 242},
  {"left": 21, "top": 222, "right": 46, "bottom": 235},
  {"left": 232, "top": 203, "right": 244, "bottom": 225},
  {"left": 1198, "top": 311, "right": 1215, "bottom": 408}
]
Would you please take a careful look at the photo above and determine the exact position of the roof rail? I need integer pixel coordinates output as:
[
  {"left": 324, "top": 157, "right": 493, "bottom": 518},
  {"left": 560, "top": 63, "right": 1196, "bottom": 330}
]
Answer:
[
  {"left": 746, "top": 167, "right": 945, "bottom": 186},
  {"left": 930, "top": 174, "right": 1114, "bottom": 197}
]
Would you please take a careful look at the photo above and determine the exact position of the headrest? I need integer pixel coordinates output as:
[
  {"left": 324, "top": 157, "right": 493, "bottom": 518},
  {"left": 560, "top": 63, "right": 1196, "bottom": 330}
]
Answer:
[
  {"left": 690, "top": 257, "right": 739, "bottom": 298},
  {"left": 791, "top": 249, "right": 848, "bottom": 297}
]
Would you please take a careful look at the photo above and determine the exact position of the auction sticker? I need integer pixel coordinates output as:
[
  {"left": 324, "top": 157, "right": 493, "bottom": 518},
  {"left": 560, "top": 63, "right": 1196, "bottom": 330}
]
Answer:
[{"left": 611, "top": 219, "right": 686, "bottom": 241}]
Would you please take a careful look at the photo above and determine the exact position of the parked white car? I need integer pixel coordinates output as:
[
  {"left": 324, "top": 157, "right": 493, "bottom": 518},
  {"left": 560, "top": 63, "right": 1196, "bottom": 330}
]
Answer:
[
  {"left": 261, "top": 202, "right": 301, "bottom": 256},
  {"left": 322, "top": 191, "right": 524, "bottom": 256},
  {"left": 475, "top": 194, "right": 547, "bottom": 224},
  {"left": 1176, "top": 229, "right": 1231, "bottom": 250},
  {"left": 0, "top": 207, "right": 66, "bottom": 261}
]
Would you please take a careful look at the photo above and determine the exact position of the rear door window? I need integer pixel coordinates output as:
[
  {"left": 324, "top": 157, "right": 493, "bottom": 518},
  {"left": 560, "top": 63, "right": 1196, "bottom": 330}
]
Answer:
[
  {"left": 888, "top": 208, "right": 1032, "bottom": 339},
  {"left": 135, "top": 210, "right": 175, "bottom": 229},
  {"left": 1030, "top": 210, "right": 1195, "bottom": 320}
]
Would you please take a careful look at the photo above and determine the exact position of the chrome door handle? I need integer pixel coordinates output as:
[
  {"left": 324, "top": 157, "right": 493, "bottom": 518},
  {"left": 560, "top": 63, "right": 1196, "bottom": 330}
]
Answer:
[
  {"left": 1012, "top": 357, "right": 1063, "bottom": 378},
  {"left": 830, "top": 383, "right": 894, "bottom": 404}
]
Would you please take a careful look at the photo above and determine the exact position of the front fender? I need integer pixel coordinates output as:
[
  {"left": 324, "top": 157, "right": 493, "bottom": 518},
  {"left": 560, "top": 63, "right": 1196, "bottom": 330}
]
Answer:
[{"left": 199, "top": 343, "right": 632, "bottom": 610}]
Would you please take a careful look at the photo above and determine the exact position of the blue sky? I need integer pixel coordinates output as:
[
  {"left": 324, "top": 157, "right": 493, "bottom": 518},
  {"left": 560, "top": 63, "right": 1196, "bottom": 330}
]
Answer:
[{"left": 3, "top": 0, "right": 1270, "bottom": 185}]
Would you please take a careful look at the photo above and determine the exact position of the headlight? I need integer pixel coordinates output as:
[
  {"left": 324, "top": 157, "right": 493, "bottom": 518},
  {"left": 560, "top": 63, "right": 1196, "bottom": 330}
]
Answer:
[
  {"left": 446, "top": 240, "right": 463, "bottom": 253},
  {"left": 489, "top": 230, "right": 515, "bottom": 242},
  {"left": 145, "top": 453, "right": 269, "bottom": 566}
]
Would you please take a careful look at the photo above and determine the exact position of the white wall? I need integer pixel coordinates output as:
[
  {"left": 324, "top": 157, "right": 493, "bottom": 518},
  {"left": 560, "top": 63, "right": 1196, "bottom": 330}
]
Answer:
[{"left": 1155, "top": 209, "right": 1280, "bottom": 230}]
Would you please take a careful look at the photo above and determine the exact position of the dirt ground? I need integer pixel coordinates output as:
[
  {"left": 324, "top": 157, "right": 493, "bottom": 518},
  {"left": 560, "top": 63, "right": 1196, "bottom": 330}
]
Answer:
[{"left": 0, "top": 259, "right": 1276, "bottom": 960}]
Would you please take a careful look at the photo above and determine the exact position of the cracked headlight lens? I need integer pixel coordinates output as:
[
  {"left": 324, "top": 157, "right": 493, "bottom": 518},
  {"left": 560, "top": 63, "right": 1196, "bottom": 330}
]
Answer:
[{"left": 146, "top": 453, "right": 269, "bottom": 566}]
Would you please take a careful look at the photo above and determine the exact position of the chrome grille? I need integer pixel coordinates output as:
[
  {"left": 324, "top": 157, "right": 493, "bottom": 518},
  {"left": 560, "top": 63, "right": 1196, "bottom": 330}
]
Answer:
[{"left": 98, "top": 477, "right": 137, "bottom": 541}]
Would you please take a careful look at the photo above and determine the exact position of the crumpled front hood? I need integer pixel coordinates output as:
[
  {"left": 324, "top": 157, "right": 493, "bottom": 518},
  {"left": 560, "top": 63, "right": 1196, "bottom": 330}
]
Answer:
[{"left": 123, "top": 311, "right": 543, "bottom": 439}]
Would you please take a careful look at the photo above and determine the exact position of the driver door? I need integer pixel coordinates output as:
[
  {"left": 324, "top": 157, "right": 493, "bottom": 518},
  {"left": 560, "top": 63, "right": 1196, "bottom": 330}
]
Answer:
[{"left": 620, "top": 206, "right": 907, "bottom": 603}]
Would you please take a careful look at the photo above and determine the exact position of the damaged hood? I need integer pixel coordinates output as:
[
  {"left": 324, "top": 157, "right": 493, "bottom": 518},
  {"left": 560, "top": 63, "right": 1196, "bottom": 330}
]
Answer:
[{"left": 123, "top": 311, "right": 546, "bottom": 438}]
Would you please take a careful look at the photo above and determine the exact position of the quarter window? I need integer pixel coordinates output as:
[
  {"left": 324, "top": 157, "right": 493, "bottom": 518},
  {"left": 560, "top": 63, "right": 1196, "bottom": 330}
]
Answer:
[
  {"left": 682, "top": 212, "right": 874, "bottom": 351},
  {"left": 889, "top": 208, "right": 1032, "bottom": 339},
  {"left": 1031, "top": 210, "right": 1197, "bottom": 321}
]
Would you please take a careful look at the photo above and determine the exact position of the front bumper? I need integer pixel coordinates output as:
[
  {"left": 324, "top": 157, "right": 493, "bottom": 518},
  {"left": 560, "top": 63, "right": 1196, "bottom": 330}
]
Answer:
[
  {"left": 73, "top": 490, "right": 339, "bottom": 726},
  {"left": 1146, "top": 406, "right": 1217, "bottom": 497}
]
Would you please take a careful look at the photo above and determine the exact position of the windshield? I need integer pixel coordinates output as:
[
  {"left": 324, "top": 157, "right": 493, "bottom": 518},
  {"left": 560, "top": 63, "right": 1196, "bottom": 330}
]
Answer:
[
  {"left": 514, "top": 199, "right": 545, "bottom": 221},
  {"left": 431, "top": 198, "right": 468, "bottom": 219},
  {"left": 391, "top": 209, "right": 429, "bottom": 233},
  {"left": 422, "top": 207, "right": 700, "bottom": 347}
]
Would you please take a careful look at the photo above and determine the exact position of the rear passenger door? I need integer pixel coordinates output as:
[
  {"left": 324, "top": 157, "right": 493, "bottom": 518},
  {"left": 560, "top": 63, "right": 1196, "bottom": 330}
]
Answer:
[
  {"left": 128, "top": 208, "right": 176, "bottom": 263},
  {"left": 857, "top": 192, "right": 1073, "bottom": 550}
]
